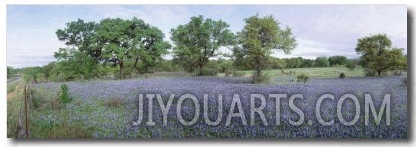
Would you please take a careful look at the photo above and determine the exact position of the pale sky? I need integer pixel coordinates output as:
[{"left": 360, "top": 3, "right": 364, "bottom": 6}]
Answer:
[{"left": 6, "top": 5, "right": 407, "bottom": 68}]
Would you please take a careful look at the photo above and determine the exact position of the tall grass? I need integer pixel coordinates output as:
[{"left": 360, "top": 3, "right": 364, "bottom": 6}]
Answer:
[{"left": 7, "top": 82, "right": 94, "bottom": 138}]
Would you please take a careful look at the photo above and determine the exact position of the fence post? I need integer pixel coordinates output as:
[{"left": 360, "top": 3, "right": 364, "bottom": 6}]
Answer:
[{"left": 24, "top": 83, "right": 28, "bottom": 138}]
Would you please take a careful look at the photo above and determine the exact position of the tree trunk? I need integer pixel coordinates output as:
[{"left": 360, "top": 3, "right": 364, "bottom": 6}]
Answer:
[
  {"left": 255, "top": 57, "right": 261, "bottom": 83},
  {"left": 199, "top": 64, "right": 203, "bottom": 76},
  {"left": 377, "top": 70, "right": 381, "bottom": 76},
  {"left": 256, "top": 66, "right": 261, "bottom": 82},
  {"left": 133, "top": 58, "right": 139, "bottom": 69},
  {"left": 256, "top": 64, "right": 261, "bottom": 76},
  {"left": 119, "top": 61, "right": 124, "bottom": 79}
]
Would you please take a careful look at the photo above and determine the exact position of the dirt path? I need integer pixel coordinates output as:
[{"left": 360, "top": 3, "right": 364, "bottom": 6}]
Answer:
[{"left": 7, "top": 76, "right": 21, "bottom": 84}]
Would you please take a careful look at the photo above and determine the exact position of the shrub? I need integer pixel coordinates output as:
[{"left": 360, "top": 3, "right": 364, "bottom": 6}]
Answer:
[
  {"left": 232, "top": 71, "right": 244, "bottom": 77},
  {"left": 345, "top": 61, "right": 356, "bottom": 71},
  {"left": 251, "top": 72, "right": 271, "bottom": 84},
  {"left": 103, "top": 96, "right": 124, "bottom": 108},
  {"left": 58, "top": 84, "right": 71, "bottom": 104},
  {"left": 225, "top": 70, "right": 232, "bottom": 77},
  {"left": 364, "top": 68, "right": 376, "bottom": 77},
  {"left": 339, "top": 72, "right": 346, "bottom": 79},
  {"left": 296, "top": 74, "right": 309, "bottom": 83}
]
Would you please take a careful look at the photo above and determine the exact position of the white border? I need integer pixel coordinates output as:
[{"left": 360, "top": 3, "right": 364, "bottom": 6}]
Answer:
[{"left": 1, "top": 0, "right": 414, "bottom": 147}]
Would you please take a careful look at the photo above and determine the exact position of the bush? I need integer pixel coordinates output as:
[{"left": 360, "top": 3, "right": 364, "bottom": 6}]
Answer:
[
  {"left": 339, "top": 72, "right": 346, "bottom": 79},
  {"left": 364, "top": 68, "right": 376, "bottom": 77},
  {"left": 232, "top": 71, "right": 244, "bottom": 77},
  {"left": 225, "top": 70, "right": 232, "bottom": 77},
  {"left": 103, "top": 96, "right": 124, "bottom": 108},
  {"left": 58, "top": 84, "right": 71, "bottom": 104},
  {"left": 345, "top": 60, "right": 357, "bottom": 71},
  {"left": 251, "top": 72, "right": 271, "bottom": 84},
  {"left": 296, "top": 74, "right": 309, "bottom": 83},
  {"left": 225, "top": 70, "right": 244, "bottom": 77}
]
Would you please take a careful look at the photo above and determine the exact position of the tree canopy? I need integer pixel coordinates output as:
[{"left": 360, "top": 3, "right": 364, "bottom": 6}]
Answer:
[
  {"left": 170, "top": 15, "right": 235, "bottom": 75},
  {"left": 237, "top": 14, "right": 297, "bottom": 83},
  {"left": 355, "top": 34, "right": 406, "bottom": 76},
  {"left": 54, "top": 17, "right": 170, "bottom": 79}
]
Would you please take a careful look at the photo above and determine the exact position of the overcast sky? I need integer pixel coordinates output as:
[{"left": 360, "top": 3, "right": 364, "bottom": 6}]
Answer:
[{"left": 6, "top": 5, "right": 407, "bottom": 68}]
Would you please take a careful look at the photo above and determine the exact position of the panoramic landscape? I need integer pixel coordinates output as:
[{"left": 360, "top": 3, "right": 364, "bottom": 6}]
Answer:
[{"left": 7, "top": 5, "right": 407, "bottom": 138}]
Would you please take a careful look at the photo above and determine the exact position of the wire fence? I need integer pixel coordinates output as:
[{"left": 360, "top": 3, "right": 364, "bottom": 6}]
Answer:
[{"left": 15, "top": 81, "right": 33, "bottom": 138}]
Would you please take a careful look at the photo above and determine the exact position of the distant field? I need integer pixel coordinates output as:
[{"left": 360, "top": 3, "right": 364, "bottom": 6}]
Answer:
[{"left": 230, "top": 66, "right": 366, "bottom": 78}]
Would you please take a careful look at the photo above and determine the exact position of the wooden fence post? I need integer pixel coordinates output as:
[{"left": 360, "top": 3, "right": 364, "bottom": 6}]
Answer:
[{"left": 24, "top": 83, "right": 28, "bottom": 139}]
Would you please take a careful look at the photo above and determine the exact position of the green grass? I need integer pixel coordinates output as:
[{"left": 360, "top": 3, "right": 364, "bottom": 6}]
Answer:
[
  {"left": 219, "top": 66, "right": 365, "bottom": 78},
  {"left": 7, "top": 82, "right": 94, "bottom": 138}
]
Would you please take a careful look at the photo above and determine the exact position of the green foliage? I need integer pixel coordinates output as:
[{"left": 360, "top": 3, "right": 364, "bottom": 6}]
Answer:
[
  {"left": 171, "top": 15, "right": 235, "bottom": 74},
  {"left": 345, "top": 60, "right": 357, "bottom": 71},
  {"left": 328, "top": 56, "right": 348, "bottom": 66},
  {"left": 196, "top": 67, "right": 218, "bottom": 76},
  {"left": 152, "top": 60, "right": 184, "bottom": 72},
  {"left": 269, "top": 57, "right": 287, "bottom": 69},
  {"left": 51, "top": 53, "right": 99, "bottom": 81},
  {"left": 55, "top": 19, "right": 100, "bottom": 61},
  {"left": 7, "top": 66, "right": 16, "bottom": 78},
  {"left": 22, "top": 66, "right": 43, "bottom": 82},
  {"left": 231, "top": 46, "right": 252, "bottom": 70},
  {"left": 251, "top": 72, "right": 271, "bottom": 84},
  {"left": 7, "top": 67, "right": 10, "bottom": 78},
  {"left": 314, "top": 56, "right": 330, "bottom": 67},
  {"left": 284, "top": 57, "right": 303, "bottom": 68},
  {"left": 339, "top": 72, "right": 346, "bottom": 79},
  {"left": 364, "top": 68, "right": 376, "bottom": 77},
  {"left": 296, "top": 74, "right": 309, "bottom": 83},
  {"left": 58, "top": 84, "right": 70, "bottom": 104},
  {"left": 355, "top": 33, "right": 406, "bottom": 76},
  {"left": 237, "top": 14, "right": 297, "bottom": 83},
  {"left": 301, "top": 59, "right": 315, "bottom": 68},
  {"left": 217, "top": 59, "right": 234, "bottom": 73},
  {"left": 225, "top": 70, "right": 232, "bottom": 77},
  {"left": 54, "top": 18, "right": 170, "bottom": 80},
  {"left": 225, "top": 70, "right": 244, "bottom": 77},
  {"left": 232, "top": 71, "right": 245, "bottom": 77},
  {"left": 54, "top": 19, "right": 102, "bottom": 80}
]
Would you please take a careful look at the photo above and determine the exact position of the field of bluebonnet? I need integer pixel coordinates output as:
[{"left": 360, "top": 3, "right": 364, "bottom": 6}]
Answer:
[{"left": 32, "top": 75, "right": 407, "bottom": 138}]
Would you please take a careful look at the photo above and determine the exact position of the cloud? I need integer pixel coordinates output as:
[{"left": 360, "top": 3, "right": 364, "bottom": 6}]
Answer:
[
  {"left": 257, "top": 5, "right": 407, "bottom": 58},
  {"left": 7, "top": 55, "right": 55, "bottom": 68},
  {"left": 89, "top": 5, "right": 193, "bottom": 36},
  {"left": 273, "top": 38, "right": 331, "bottom": 59}
]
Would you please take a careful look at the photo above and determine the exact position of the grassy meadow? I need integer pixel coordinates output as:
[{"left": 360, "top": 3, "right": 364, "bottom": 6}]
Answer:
[{"left": 6, "top": 66, "right": 407, "bottom": 138}]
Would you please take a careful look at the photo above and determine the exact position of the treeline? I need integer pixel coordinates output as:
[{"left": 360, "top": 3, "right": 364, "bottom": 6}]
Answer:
[
  {"left": 15, "top": 55, "right": 359, "bottom": 83},
  {"left": 18, "top": 14, "right": 298, "bottom": 83},
  {"left": 14, "top": 14, "right": 406, "bottom": 83},
  {"left": 255, "top": 56, "right": 358, "bottom": 70}
]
